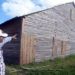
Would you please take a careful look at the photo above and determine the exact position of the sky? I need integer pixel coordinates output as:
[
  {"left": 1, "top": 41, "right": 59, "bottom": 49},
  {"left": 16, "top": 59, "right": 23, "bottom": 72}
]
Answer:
[{"left": 0, "top": 0, "right": 75, "bottom": 24}]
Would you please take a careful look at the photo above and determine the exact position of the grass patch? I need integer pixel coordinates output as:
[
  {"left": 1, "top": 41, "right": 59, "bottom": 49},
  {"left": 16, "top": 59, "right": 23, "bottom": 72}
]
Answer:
[{"left": 6, "top": 55, "right": 75, "bottom": 75}]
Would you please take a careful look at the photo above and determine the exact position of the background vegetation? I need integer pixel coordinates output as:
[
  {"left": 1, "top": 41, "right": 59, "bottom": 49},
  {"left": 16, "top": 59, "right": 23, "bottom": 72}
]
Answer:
[{"left": 6, "top": 55, "right": 75, "bottom": 75}]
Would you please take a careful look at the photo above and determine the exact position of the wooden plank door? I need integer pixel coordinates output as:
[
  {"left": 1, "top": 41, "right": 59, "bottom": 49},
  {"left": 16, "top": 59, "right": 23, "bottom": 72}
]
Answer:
[{"left": 20, "top": 33, "right": 35, "bottom": 64}]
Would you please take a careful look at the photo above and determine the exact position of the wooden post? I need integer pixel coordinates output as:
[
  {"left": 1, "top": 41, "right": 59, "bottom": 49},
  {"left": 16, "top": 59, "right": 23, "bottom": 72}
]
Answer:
[{"left": 20, "top": 17, "right": 25, "bottom": 64}]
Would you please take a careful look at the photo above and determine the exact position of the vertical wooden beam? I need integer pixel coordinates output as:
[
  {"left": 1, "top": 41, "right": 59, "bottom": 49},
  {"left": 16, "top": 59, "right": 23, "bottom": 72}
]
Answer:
[{"left": 20, "top": 17, "right": 25, "bottom": 65}]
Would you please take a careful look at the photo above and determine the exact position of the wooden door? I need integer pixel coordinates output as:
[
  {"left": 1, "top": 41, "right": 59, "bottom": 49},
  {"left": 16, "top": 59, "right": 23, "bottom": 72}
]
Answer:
[{"left": 20, "top": 33, "right": 36, "bottom": 64}]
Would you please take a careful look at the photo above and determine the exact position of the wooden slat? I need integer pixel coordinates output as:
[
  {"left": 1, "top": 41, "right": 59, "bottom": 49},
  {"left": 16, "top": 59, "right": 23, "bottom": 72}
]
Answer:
[
  {"left": 24, "top": 33, "right": 28, "bottom": 64},
  {"left": 26, "top": 35, "right": 30, "bottom": 64},
  {"left": 22, "top": 33, "right": 27, "bottom": 64},
  {"left": 32, "top": 36, "right": 36, "bottom": 62},
  {"left": 61, "top": 41, "right": 68, "bottom": 57},
  {"left": 30, "top": 36, "right": 33, "bottom": 63}
]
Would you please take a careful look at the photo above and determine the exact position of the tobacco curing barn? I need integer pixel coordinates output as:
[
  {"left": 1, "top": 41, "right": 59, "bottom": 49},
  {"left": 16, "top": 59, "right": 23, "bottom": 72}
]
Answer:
[{"left": 0, "top": 3, "right": 75, "bottom": 65}]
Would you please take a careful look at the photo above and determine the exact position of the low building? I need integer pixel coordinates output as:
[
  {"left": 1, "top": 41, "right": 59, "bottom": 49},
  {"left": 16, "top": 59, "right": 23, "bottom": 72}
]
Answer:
[{"left": 0, "top": 2, "right": 75, "bottom": 65}]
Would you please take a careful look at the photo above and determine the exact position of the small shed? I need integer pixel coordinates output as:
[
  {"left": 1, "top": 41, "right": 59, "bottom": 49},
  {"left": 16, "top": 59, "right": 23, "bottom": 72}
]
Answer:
[{"left": 0, "top": 2, "right": 75, "bottom": 65}]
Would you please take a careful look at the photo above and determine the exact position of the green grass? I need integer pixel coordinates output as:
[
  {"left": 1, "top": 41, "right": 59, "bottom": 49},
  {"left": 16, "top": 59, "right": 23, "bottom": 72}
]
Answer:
[{"left": 6, "top": 55, "right": 75, "bottom": 75}]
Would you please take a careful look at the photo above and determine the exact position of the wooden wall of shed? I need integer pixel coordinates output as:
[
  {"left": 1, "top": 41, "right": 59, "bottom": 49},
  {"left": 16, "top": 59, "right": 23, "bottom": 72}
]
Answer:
[
  {"left": 0, "top": 17, "right": 22, "bottom": 64},
  {"left": 20, "top": 18, "right": 36, "bottom": 64},
  {"left": 22, "top": 3, "right": 75, "bottom": 62}
]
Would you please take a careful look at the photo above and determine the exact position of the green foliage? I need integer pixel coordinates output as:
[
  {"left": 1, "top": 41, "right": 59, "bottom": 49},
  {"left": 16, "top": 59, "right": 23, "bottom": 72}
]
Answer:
[{"left": 6, "top": 55, "right": 75, "bottom": 75}]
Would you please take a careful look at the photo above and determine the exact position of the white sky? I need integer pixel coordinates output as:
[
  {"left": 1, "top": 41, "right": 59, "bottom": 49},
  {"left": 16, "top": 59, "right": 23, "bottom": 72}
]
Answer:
[{"left": 2, "top": 0, "right": 75, "bottom": 17}]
